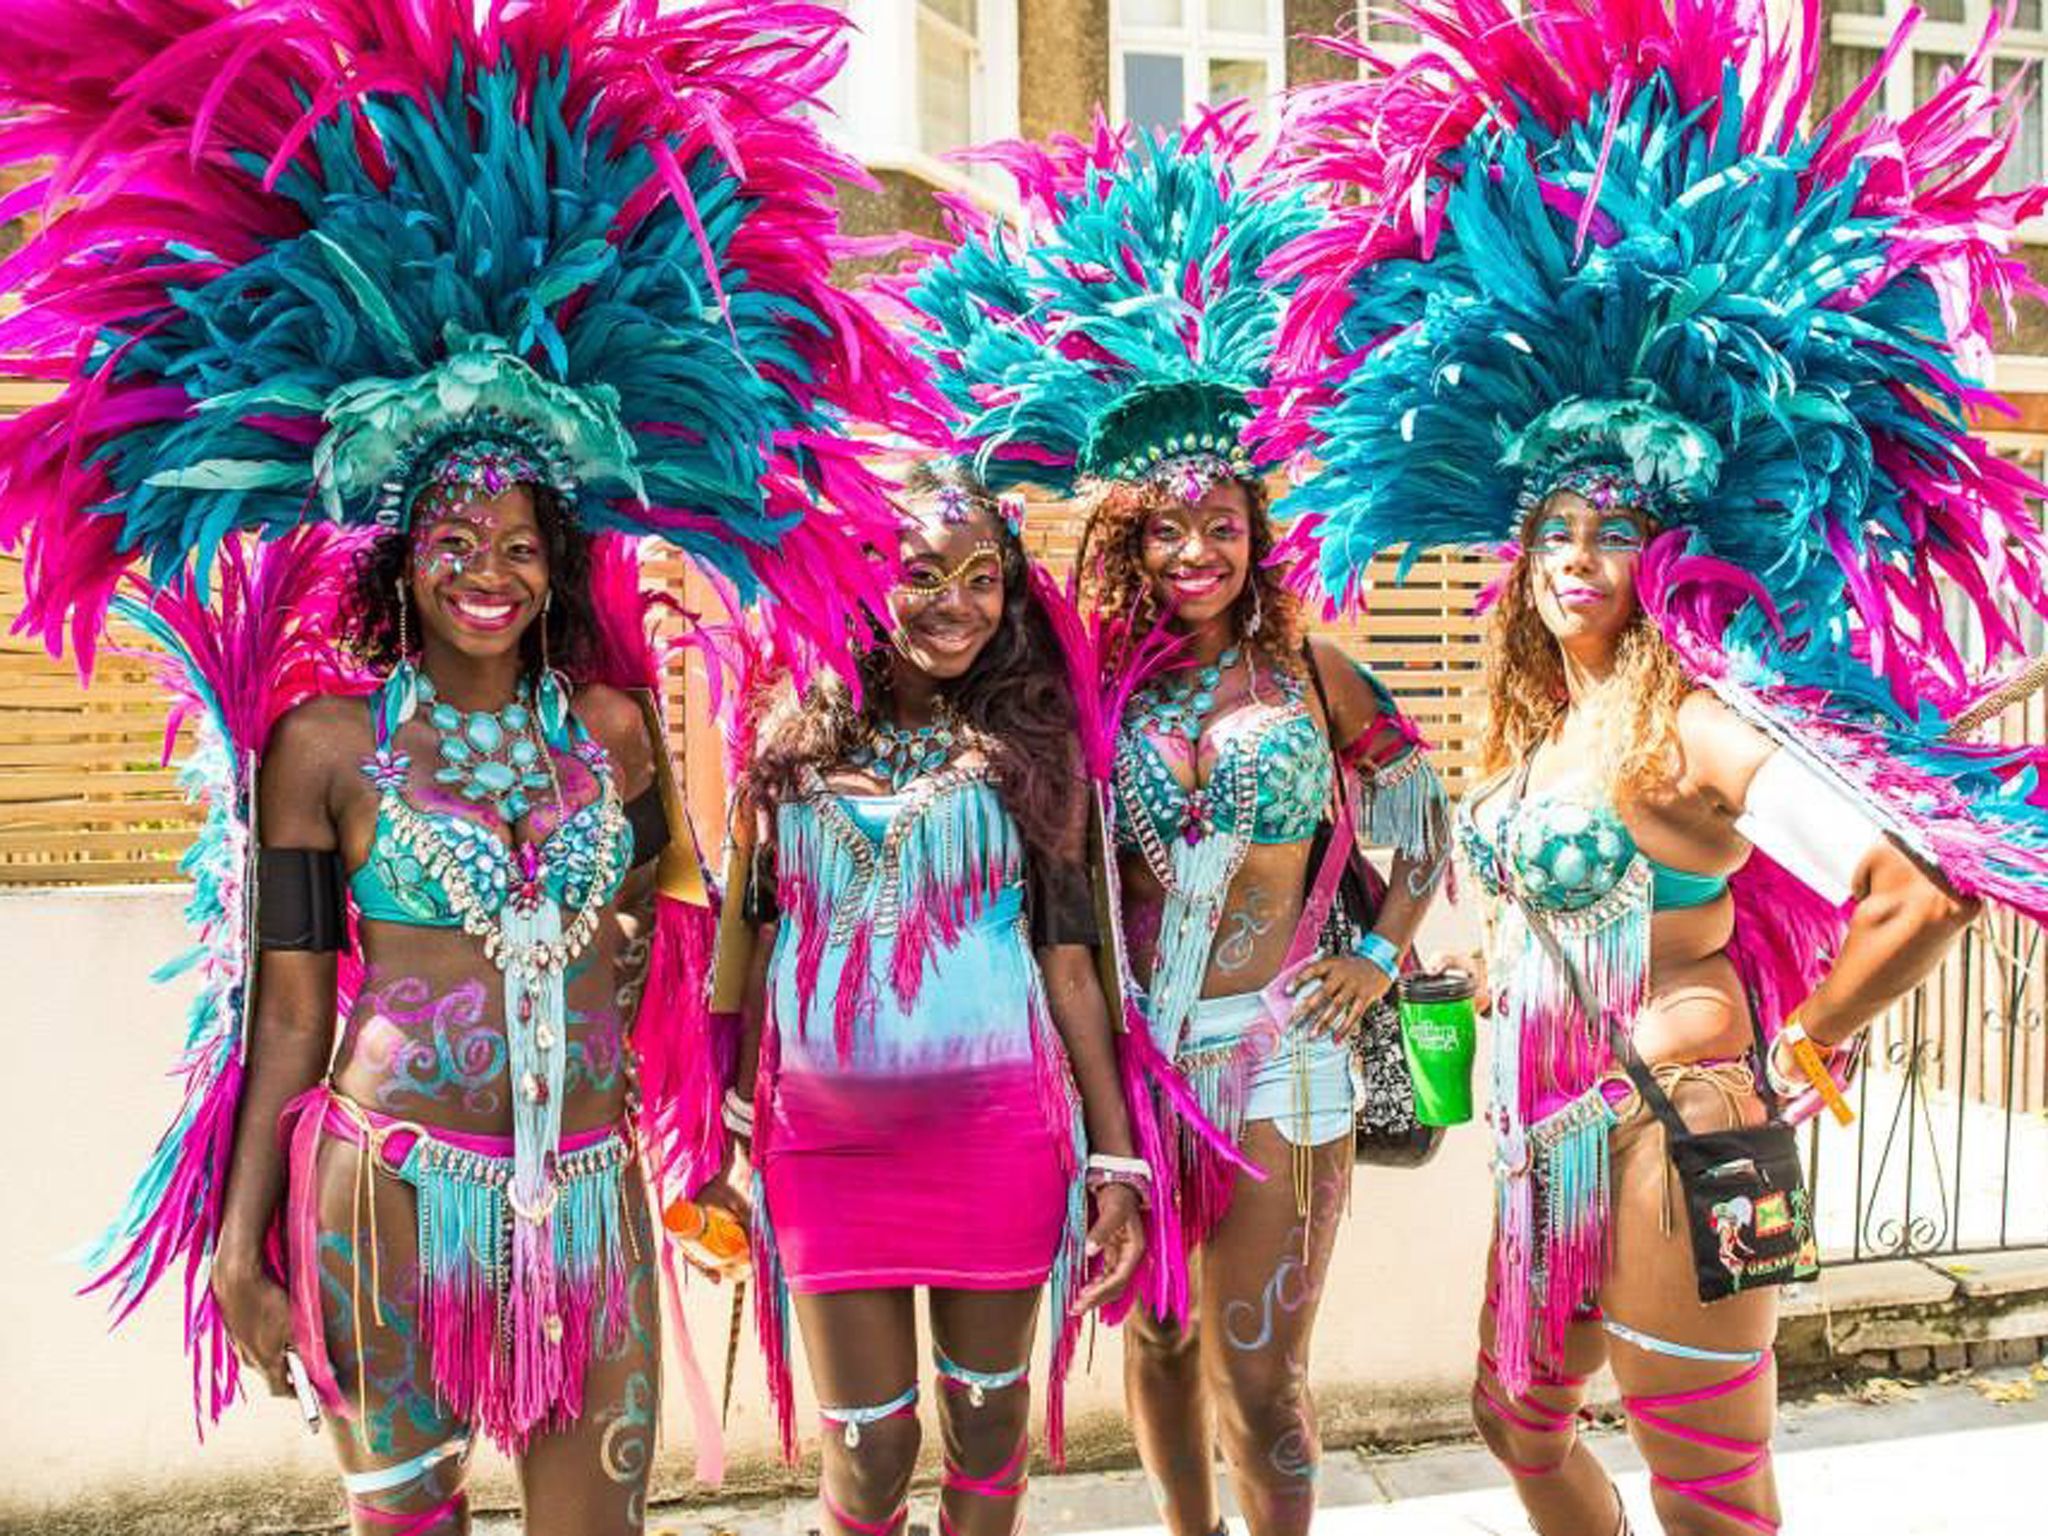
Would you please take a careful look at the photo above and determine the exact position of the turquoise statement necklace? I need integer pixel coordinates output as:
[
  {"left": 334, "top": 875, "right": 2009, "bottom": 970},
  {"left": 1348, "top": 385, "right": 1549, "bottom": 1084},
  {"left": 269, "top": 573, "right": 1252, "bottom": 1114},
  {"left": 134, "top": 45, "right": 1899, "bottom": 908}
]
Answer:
[
  {"left": 1127, "top": 645, "right": 1241, "bottom": 740},
  {"left": 420, "top": 674, "right": 552, "bottom": 821},
  {"left": 848, "top": 697, "right": 967, "bottom": 791}
]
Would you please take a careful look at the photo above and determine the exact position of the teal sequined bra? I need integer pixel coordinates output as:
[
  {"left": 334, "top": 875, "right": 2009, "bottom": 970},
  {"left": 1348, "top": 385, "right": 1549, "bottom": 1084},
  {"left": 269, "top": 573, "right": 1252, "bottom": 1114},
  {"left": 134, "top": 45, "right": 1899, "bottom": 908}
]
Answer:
[
  {"left": 353, "top": 679, "right": 631, "bottom": 928},
  {"left": 1113, "top": 694, "right": 1333, "bottom": 854},
  {"left": 1458, "top": 778, "right": 1728, "bottom": 917}
]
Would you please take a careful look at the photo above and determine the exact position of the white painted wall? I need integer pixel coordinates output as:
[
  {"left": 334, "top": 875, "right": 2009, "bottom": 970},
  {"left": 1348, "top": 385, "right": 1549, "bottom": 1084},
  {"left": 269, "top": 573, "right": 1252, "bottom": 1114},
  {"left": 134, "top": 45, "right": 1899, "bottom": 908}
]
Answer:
[{"left": 0, "top": 885, "right": 1489, "bottom": 1523}]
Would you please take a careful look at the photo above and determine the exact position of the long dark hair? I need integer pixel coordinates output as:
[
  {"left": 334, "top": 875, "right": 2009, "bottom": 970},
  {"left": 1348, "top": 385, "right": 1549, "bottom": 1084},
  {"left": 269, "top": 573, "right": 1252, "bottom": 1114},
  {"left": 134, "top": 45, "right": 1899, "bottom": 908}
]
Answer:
[
  {"left": 744, "top": 462, "right": 1086, "bottom": 868},
  {"left": 343, "top": 484, "right": 600, "bottom": 681}
]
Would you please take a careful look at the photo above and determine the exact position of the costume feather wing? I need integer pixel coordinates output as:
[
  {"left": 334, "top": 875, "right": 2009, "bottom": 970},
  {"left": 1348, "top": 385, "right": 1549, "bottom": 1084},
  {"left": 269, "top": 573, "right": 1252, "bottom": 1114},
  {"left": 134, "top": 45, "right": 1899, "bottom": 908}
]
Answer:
[{"left": 81, "top": 526, "right": 360, "bottom": 1430}]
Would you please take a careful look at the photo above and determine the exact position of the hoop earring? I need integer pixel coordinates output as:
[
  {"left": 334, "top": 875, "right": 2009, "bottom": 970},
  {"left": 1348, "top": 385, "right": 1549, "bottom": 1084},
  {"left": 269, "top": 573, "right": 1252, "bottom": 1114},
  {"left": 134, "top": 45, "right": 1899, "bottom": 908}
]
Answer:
[{"left": 1245, "top": 579, "right": 1265, "bottom": 638}]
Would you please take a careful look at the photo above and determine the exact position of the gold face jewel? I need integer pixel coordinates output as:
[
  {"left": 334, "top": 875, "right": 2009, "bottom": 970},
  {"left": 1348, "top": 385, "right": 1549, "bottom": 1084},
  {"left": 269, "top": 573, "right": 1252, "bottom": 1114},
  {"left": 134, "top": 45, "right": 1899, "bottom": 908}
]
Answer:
[{"left": 895, "top": 541, "right": 1002, "bottom": 600}]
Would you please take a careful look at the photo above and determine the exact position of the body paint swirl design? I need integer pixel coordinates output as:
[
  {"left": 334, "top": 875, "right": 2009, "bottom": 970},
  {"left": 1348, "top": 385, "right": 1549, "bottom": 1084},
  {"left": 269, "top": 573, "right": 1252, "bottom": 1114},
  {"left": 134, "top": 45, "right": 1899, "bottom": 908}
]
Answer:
[
  {"left": 354, "top": 976, "right": 505, "bottom": 1115},
  {"left": 1214, "top": 883, "right": 1277, "bottom": 974},
  {"left": 316, "top": 1232, "right": 467, "bottom": 1460}
]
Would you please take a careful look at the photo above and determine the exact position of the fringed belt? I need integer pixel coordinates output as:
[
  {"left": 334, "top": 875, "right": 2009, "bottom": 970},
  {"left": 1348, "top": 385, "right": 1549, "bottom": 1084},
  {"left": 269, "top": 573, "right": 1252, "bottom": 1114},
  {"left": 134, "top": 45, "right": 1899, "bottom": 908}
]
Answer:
[
  {"left": 1490, "top": 1059, "right": 1756, "bottom": 1399},
  {"left": 280, "top": 1085, "right": 639, "bottom": 1454}
]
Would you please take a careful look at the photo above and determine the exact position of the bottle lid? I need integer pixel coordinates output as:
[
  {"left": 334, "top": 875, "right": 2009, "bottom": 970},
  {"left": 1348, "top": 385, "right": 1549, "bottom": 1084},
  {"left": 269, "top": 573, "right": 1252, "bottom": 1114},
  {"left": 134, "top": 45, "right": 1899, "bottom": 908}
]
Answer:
[{"left": 1399, "top": 969, "right": 1475, "bottom": 1005}]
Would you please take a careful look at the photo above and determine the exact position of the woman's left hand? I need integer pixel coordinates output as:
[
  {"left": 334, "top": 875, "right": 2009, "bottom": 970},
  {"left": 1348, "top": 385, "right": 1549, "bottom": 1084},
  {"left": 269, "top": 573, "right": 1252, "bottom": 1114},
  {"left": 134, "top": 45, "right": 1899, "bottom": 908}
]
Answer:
[
  {"left": 1287, "top": 955, "right": 1394, "bottom": 1038},
  {"left": 1071, "top": 1183, "right": 1147, "bottom": 1314}
]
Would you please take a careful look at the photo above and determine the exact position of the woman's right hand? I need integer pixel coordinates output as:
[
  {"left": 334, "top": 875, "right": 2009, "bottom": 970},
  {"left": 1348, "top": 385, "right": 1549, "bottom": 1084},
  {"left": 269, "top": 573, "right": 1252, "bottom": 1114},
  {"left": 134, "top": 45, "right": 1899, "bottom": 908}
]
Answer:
[
  {"left": 694, "top": 1166, "right": 754, "bottom": 1230},
  {"left": 212, "top": 1259, "right": 295, "bottom": 1398},
  {"left": 1425, "top": 948, "right": 1490, "bottom": 1015}
]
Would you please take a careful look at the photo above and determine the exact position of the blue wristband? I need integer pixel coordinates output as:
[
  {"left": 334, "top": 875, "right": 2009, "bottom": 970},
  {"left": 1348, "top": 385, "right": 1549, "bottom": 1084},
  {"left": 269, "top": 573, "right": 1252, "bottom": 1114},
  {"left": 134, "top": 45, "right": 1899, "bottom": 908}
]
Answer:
[{"left": 1355, "top": 931, "right": 1401, "bottom": 980}]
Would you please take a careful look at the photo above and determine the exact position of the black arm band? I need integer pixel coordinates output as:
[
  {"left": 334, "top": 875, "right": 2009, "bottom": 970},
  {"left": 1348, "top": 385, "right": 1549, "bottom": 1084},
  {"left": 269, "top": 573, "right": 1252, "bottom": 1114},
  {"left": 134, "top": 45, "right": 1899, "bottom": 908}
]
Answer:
[
  {"left": 1030, "top": 862, "right": 1099, "bottom": 948},
  {"left": 626, "top": 784, "right": 669, "bottom": 869},
  {"left": 257, "top": 847, "right": 348, "bottom": 952}
]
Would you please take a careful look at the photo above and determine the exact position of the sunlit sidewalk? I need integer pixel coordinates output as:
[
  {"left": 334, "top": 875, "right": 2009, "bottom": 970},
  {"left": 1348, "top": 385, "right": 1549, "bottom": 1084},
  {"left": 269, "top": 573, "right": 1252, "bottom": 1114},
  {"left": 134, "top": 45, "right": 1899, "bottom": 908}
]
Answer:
[
  {"left": 1064, "top": 1420, "right": 2045, "bottom": 1535},
  {"left": 589, "top": 1366, "right": 2048, "bottom": 1536}
]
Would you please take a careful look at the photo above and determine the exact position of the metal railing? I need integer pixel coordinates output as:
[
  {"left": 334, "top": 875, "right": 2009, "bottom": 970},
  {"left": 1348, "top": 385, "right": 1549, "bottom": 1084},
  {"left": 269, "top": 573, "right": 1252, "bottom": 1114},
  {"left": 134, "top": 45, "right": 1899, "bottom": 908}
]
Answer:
[{"left": 1806, "top": 889, "right": 2048, "bottom": 1265}]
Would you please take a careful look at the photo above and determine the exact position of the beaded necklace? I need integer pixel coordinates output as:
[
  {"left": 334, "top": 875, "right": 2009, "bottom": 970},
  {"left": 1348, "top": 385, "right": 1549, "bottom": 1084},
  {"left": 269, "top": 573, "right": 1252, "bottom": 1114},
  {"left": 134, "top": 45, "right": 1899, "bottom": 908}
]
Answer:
[
  {"left": 419, "top": 673, "right": 553, "bottom": 822},
  {"left": 1125, "top": 645, "right": 1241, "bottom": 741},
  {"left": 847, "top": 698, "right": 972, "bottom": 790}
]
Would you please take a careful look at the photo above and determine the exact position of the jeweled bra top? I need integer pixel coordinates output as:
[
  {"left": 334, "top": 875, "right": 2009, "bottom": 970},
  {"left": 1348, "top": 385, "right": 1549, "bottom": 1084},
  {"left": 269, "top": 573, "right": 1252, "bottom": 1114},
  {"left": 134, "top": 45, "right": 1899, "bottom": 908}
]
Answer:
[
  {"left": 1113, "top": 676, "right": 1333, "bottom": 853},
  {"left": 352, "top": 682, "right": 632, "bottom": 928},
  {"left": 1458, "top": 774, "right": 1728, "bottom": 916}
]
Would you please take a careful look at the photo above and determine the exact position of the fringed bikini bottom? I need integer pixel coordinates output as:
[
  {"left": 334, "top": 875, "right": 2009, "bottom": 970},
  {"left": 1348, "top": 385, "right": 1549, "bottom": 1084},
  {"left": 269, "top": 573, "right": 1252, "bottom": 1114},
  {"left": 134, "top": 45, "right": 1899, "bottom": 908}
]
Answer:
[
  {"left": 280, "top": 1085, "right": 640, "bottom": 1455},
  {"left": 1176, "top": 989, "right": 1355, "bottom": 1149},
  {"left": 1160, "top": 982, "right": 1355, "bottom": 1249},
  {"left": 1492, "top": 1058, "right": 1756, "bottom": 1398}
]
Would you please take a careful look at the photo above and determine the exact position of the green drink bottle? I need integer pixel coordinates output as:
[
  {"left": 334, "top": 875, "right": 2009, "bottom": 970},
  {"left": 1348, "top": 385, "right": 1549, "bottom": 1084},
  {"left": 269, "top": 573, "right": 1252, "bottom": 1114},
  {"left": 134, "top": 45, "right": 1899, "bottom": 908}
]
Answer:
[{"left": 1396, "top": 971, "right": 1478, "bottom": 1127}]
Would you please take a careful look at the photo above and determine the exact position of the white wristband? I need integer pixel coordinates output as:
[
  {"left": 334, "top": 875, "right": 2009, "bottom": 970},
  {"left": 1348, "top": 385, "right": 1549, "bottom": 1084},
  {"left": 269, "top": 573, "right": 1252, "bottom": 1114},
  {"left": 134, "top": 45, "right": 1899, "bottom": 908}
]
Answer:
[
  {"left": 1085, "top": 1153, "right": 1151, "bottom": 1179},
  {"left": 721, "top": 1087, "right": 755, "bottom": 1138}
]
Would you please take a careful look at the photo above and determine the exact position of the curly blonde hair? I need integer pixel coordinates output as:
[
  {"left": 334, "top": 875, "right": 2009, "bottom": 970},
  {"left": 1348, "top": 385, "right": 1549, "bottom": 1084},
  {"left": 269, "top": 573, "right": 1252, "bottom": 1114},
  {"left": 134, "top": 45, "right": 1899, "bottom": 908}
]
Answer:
[
  {"left": 1479, "top": 553, "right": 1692, "bottom": 802},
  {"left": 1075, "top": 474, "right": 1306, "bottom": 679}
]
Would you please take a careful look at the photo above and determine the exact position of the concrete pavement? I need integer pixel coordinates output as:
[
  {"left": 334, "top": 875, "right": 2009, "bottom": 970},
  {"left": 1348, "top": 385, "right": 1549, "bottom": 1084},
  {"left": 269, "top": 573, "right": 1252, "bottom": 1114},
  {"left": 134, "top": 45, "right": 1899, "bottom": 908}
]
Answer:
[{"left": 545, "top": 1365, "right": 2048, "bottom": 1536}]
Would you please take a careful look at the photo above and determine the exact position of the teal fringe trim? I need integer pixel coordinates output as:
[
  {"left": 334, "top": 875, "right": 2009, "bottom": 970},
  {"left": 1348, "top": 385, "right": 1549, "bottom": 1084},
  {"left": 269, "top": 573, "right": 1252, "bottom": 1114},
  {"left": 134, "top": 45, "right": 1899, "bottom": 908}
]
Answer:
[
  {"left": 1043, "top": 1103, "right": 1088, "bottom": 1464},
  {"left": 410, "top": 1139, "right": 514, "bottom": 1291},
  {"left": 777, "top": 774, "right": 1022, "bottom": 935},
  {"left": 1366, "top": 748, "right": 1449, "bottom": 866},
  {"left": 1529, "top": 1086, "right": 1618, "bottom": 1358}
]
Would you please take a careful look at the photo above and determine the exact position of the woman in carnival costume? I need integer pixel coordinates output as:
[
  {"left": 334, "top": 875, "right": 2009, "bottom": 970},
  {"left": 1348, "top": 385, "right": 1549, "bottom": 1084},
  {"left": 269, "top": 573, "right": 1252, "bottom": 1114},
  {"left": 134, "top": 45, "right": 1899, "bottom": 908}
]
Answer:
[
  {"left": 887, "top": 107, "right": 1450, "bottom": 1536},
  {"left": 0, "top": 3, "right": 938, "bottom": 1530},
  {"left": 699, "top": 457, "right": 1147, "bottom": 1536},
  {"left": 1260, "top": 3, "right": 2048, "bottom": 1531}
]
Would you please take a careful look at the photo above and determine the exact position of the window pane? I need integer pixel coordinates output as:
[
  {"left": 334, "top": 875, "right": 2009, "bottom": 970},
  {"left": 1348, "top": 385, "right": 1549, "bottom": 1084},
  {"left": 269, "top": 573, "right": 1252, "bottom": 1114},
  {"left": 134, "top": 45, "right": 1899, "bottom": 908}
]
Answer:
[
  {"left": 1368, "top": 16, "right": 1422, "bottom": 42},
  {"left": 1206, "top": 0, "right": 1269, "bottom": 31},
  {"left": 1922, "top": 0, "right": 1965, "bottom": 21},
  {"left": 923, "top": 0, "right": 977, "bottom": 30},
  {"left": 918, "top": 22, "right": 974, "bottom": 153},
  {"left": 1994, "top": 58, "right": 2045, "bottom": 196},
  {"left": 1914, "top": 51, "right": 1964, "bottom": 108},
  {"left": 1830, "top": 0, "right": 1885, "bottom": 14},
  {"left": 1816, "top": 45, "right": 1885, "bottom": 130},
  {"left": 1124, "top": 51, "right": 1187, "bottom": 134},
  {"left": 1119, "top": 0, "right": 1184, "bottom": 25},
  {"left": 1209, "top": 56, "right": 1271, "bottom": 110},
  {"left": 2017, "top": 0, "right": 2045, "bottom": 30}
]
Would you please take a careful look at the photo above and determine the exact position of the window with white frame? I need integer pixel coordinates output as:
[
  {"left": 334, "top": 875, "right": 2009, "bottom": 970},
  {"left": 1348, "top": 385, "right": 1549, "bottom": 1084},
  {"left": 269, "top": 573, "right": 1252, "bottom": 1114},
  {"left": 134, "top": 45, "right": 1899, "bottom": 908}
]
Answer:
[
  {"left": 919, "top": 0, "right": 983, "bottom": 155},
  {"left": 1111, "top": 0, "right": 1286, "bottom": 136},
  {"left": 1821, "top": 0, "right": 2045, "bottom": 202}
]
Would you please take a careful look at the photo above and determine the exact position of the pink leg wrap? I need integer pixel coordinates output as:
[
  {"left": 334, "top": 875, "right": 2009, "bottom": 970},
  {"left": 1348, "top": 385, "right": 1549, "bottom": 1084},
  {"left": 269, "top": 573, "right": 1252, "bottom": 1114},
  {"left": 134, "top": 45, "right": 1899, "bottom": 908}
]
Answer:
[
  {"left": 1624, "top": 1354, "right": 1778, "bottom": 1535},
  {"left": 938, "top": 1431, "right": 1031, "bottom": 1534},
  {"left": 820, "top": 1485, "right": 907, "bottom": 1536},
  {"left": 348, "top": 1491, "right": 465, "bottom": 1536},
  {"left": 1475, "top": 1348, "right": 1591, "bottom": 1477}
]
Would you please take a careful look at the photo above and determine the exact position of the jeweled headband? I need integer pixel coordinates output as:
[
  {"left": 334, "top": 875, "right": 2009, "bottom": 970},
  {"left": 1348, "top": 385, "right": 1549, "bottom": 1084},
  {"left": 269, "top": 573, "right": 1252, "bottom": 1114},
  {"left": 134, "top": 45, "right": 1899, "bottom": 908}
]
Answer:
[
  {"left": 1500, "top": 397, "right": 1721, "bottom": 537},
  {"left": 406, "top": 435, "right": 555, "bottom": 522}
]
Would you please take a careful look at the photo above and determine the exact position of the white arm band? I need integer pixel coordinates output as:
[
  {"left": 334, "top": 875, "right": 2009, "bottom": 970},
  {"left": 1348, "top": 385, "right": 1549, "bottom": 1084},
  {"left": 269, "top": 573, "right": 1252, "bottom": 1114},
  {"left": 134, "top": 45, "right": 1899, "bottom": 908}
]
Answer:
[{"left": 1734, "top": 748, "right": 1888, "bottom": 907}]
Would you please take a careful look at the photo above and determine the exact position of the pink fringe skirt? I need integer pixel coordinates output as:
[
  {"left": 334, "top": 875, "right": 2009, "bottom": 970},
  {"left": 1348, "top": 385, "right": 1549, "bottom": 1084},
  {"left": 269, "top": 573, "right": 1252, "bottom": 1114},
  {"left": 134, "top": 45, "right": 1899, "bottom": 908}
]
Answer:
[{"left": 279, "top": 1085, "right": 638, "bottom": 1453}]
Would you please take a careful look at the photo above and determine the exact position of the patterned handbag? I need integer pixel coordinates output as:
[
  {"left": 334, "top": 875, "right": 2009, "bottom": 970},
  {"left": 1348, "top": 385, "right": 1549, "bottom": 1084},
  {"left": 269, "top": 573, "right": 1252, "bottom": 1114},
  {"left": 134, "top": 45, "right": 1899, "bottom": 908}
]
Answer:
[{"left": 1299, "top": 651, "right": 1442, "bottom": 1170}]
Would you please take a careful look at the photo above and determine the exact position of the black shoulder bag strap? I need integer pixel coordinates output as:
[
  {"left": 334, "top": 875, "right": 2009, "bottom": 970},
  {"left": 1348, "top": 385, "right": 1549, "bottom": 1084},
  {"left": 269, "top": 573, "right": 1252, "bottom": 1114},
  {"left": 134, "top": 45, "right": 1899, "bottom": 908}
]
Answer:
[{"left": 1299, "top": 642, "right": 1389, "bottom": 924}]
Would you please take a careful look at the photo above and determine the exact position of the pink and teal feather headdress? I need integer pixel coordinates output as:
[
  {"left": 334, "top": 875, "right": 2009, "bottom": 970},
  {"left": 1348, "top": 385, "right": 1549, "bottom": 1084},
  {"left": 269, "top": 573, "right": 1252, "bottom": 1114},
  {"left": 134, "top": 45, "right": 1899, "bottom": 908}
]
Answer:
[
  {"left": 882, "top": 103, "right": 1321, "bottom": 501},
  {"left": 1260, "top": 0, "right": 2048, "bottom": 921},
  {"left": 0, "top": 0, "right": 943, "bottom": 671}
]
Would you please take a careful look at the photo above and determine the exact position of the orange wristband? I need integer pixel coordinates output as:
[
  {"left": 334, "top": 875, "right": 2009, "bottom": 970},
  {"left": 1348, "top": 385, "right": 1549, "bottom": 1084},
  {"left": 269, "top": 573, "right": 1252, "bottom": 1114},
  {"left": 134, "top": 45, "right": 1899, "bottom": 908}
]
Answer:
[{"left": 1783, "top": 1020, "right": 1855, "bottom": 1127}]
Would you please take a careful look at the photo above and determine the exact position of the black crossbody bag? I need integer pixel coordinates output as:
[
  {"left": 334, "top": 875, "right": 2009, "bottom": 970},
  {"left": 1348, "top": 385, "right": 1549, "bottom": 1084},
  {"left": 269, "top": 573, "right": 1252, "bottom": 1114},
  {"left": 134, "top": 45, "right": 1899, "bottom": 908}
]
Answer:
[{"left": 1517, "top": 859, "right": 1819, "bottom": 1302}]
